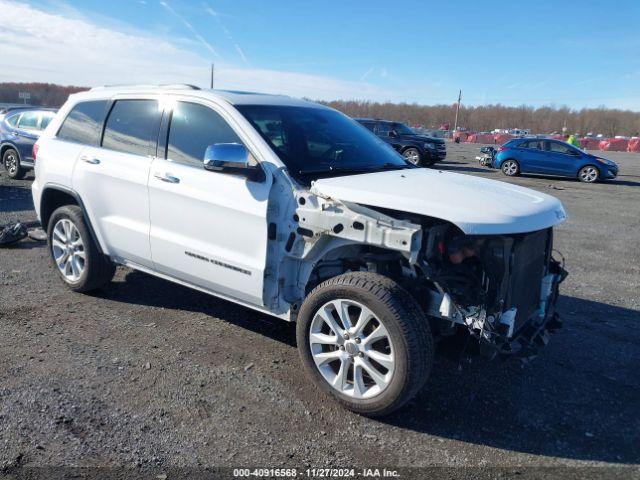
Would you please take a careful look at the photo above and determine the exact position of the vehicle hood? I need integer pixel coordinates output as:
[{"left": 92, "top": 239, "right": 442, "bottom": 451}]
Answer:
[{"left": 311, "top": 168, "right": 567, "bottom": 235}]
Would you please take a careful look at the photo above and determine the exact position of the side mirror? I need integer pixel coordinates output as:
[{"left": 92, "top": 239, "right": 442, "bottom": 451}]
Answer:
[{"left": 203, "top": 143, "right": 265, "bottom": 182}]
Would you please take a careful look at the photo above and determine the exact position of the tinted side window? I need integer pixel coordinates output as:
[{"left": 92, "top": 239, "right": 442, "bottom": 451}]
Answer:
[
  {"left": 18, "top": 111, "right": 40, "bottom": 130},
  {"left": 360, "top": 121, "right": 376, "bottom": 132},
  {"left": 102, "top": 100, "right": 160, "bottom": 156},
  {"left": 167, "top": 102, "right": 241, "bottom": 166},
  {"left": 522, "top": 140, "right": 544, "bottom": 150},
  {"left": 376, "top": 123, "right": 392, "bottom": 136},
  {"left": 547, "top": 141, "right": 571, "bottom": 154},
  {"left": 58, "top": 101, "right": 109, "bottom": 145}
]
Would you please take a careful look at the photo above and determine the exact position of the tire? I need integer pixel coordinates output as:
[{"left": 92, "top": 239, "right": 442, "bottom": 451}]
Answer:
[
  {"left": 578, "top": 165, "right": 599, "bottom": 183},
  {"left": 2, "top": 148, "right": 26, "bottom": 179},
  {"left": 47, "top": 205, "right": 115, "bottom": 292},
  {"left": 501, "top": 159, "right": 520, "bottom": 176},
  {"left": 297, "top": 272, "right": 433, "bottom": 417},
  {"left": 402, "top": 147, "right": 422, "bottom": 166}
]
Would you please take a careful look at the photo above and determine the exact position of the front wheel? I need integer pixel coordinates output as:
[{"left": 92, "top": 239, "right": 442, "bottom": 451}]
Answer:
[
  {"left": 501, "top": 159, "right": 520, "bottom": 176},
  {"left": 297, "top": 272, "right": 433, "bottom": 417},
  {"left": 578, "top": 165, "right": 599, "bottom": 183},
  {"left": 402, "top": 148, "right": 422, "bottom": 166},
  {"left": 3, "top": 148, "right": 26, "bottom": 179}
]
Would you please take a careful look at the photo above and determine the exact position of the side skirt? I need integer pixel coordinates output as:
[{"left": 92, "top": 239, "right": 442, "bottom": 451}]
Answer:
[{"left": 115, "top": 259, "right": 292, "bottom": 322}]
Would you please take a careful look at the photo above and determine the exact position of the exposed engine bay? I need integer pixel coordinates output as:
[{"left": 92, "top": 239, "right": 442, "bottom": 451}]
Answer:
[{"left": 281, "top": 194, "right": 568, "bottom": 359}]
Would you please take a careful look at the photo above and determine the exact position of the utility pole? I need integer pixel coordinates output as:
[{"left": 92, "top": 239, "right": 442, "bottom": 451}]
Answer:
[
  {"left": 210, "top": 63, "right": 215, "bottom": 89},
  {"left": 453, "top": 90, "right": 462, "bottom": 132}
]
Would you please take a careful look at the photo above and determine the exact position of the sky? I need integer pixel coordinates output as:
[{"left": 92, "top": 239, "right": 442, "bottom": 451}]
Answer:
[{"left": 1, "top": 0, "right": 639, "bottom": 110}]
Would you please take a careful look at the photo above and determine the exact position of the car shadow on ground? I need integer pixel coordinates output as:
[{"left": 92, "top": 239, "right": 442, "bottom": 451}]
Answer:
[
  {"left": 0, "top": 183, "right": 35, "bottom": 213},
  {"left": 97, "top": 269, "right": 298, "bottom": 346},
  {"left": 97, "top": 269, "right": 639, "bottom": 465}
]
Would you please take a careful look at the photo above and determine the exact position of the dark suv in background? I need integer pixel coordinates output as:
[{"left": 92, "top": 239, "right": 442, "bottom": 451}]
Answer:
[
  {"left": 1, "top": 107, "right": 57, "bottom": 179},
  {"left": 355, "top": 118, "right": 446, "bottom": 166}
]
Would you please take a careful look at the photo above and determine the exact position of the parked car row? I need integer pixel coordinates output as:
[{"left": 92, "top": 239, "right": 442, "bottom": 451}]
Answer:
[{"left": 0, "top": 107, "right": 57, "bottom": 179}]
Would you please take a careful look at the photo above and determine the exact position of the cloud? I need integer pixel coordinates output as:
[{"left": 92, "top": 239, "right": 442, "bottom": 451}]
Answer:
[
  {"left": 202, "top": 3, "right": 248, "bottom": 65},
  {"left": 0, "top": 0, "right": 395, "bottom": 101},
  {"left": 160, "top": 1, "right": 220, "bottom": 58}
]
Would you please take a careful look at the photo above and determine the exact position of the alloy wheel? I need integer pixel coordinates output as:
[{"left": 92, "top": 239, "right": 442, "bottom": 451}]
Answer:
[
  {"left": 502, "top": 160, "right": 518, "bottom": 175},
  {"left": 51, "top": 218, "right": 86, "bottom": 282},
  {"left": 403, "top": 149, "right": 420, "bottom": 165},
  {"left": 309, "top": 299, "right": 395, "bottom": 399},
  {"left": 580, "top": 166, "right": 598, "bottom": 183},
  {"left": 4, "top": 152, "right": 18, "bottom": 175}
]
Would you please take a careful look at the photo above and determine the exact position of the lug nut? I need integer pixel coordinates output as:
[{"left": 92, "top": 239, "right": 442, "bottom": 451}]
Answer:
[
  {"left": 358, "top": 352, "right": 364, "bottom": 358},
  {"left": 343, "top": 333, "right": 349, "bottom": 340},
  {"left": 355, "top": 337, "right": 361, "bottom": 344},
  {"left": 339, "top": 345, "right": 345, "bottom": 351}
]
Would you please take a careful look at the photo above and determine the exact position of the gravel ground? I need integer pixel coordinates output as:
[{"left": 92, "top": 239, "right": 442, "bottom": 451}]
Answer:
[{"left": 1, "top": 143, "right": 639, "bottom": 477}]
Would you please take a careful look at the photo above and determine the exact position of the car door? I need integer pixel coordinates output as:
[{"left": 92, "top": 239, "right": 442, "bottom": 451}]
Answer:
[
  {"left": 148, "top": 100, "right": 272, "bottom": 306},
  {"left": 517, "top": 139, "right": 548, "bottom": 173},
  {"left": 13, "top": 111, "right": 41, "bottom": 163},
  {"left": 73, "top": 98, "right": 161, "bottom": 268},
  {"left": 543, "top": 140, "right": 580, "bottom": 175}
]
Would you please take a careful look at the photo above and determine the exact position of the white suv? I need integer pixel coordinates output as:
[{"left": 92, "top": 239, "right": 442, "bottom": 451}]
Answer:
[{"left": 32, "top": 85, "right": 567, "bottom": 416}]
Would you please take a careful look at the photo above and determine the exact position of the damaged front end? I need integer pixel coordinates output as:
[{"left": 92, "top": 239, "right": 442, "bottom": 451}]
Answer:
[
  {"left": 416, "top": 226, "right": 568, "bottom": 359},
  {"left": 284, "top": 190, "right": 567, "bottom": 360}
]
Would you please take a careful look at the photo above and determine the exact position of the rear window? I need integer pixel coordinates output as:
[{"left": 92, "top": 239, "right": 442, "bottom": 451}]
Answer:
[
  {"left": 102, "top": 100, "right": 160, "bottom": 156},
  {"left": 5, "top": 113, "right": 20, "bottom": 127},
  {"left": 57, "top": 101, "right": 109, "bottom": 145},
  {"left": 40, "top": 112, "right": 55, "bottom": 130},
  {"left": 504, "top": 139, "right": 523, "bottom": 147}
]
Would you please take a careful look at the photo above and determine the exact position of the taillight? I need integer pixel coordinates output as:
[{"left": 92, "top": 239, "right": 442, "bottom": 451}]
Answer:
[{"left": 32, "top": 143, "right": 39, "bottom": 162}]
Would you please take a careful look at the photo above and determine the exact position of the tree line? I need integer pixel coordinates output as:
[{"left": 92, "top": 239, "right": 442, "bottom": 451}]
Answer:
[
  {"left": 1, "top": 83, "right": 638, "bottom": 137},
  {"left": 321, "top": 100, "right": 640, "bottom": 137},
  {"left": 0, "top": 82, "right": 87, "bottom": 109}
]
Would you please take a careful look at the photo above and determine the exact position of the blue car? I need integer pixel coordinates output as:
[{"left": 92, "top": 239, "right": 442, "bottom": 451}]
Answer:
[
  {"left": 0, "top": 108, "right": 56, "bottom": 179},
  {"left": 494, "top": 138, "right": 619, "bottom": 183}
]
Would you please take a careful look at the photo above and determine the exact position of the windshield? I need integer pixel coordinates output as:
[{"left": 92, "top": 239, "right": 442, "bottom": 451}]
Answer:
[
  {"left": 393, "top": 123, "right": 416, "bottom": 135},
  {"left": 236, "top": 105, "right": 409, "bottom": 182}
]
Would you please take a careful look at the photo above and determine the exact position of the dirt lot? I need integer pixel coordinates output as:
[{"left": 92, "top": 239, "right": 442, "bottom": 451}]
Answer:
[{"left": 1, "top": 143, "right": 639, "bottom": 476}]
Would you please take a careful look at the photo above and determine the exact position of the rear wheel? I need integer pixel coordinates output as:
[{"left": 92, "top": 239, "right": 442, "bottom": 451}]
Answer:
[
  {"left": 402, "top": 148, "right": 422, "bottom": 166},
  {"left": 47, "top": 205, "right": 115, "bottom": 292},
  {"left": 297, "top": 272, "right": 433, "bottom": 416},
  {"left": 501, "top": 159, "right": 520, "bottom": 176},
  {"left": 578, "top": 165, "right": 599, "bottom": 183},
  {"left": 3, "top": 148, "right": 26, "bottom": 179}
]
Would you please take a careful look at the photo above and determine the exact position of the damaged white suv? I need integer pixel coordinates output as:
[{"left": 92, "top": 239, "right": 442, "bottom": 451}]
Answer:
[{"left": 32, "top": 85, "right": 567, "bottom": 416}]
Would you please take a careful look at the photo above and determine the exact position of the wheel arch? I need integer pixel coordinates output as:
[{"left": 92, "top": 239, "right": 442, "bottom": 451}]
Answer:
[
  {"left": 1, "top": 142, "right": 21, "bottom": 161},
  {"left": 577, "top": 163, "right": 601, "bottom": 178},
  {"left": 40, "top": 184, "right": 106, "bottom": 254}
]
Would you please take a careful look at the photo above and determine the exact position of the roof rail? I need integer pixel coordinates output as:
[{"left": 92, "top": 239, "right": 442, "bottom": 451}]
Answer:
[{"left": 89, "top": 84, "right": 201, "bottom": 91}]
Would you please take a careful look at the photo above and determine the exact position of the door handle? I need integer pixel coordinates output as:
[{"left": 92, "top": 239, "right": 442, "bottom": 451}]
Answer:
[
  {"left": 80, "top": 155, "right": 101, "bottom": 165},
  {"left": 154, "top": 173, "right": 180, "bottom": 184}
]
